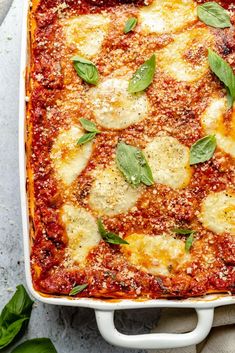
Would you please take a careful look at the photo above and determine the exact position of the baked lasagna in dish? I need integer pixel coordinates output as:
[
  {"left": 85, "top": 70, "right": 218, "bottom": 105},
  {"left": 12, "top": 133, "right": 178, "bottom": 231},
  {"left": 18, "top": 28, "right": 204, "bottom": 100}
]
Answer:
[{"left": 27, "top": 0, "right": 235, "bottom": 298}]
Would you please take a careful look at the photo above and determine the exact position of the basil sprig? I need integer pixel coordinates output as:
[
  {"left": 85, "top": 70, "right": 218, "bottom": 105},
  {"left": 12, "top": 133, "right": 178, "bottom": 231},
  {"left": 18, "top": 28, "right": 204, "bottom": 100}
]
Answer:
[
  {"left": 185, "top": 233, "right": 194, "bottom": 252},
  {"left": 208, "top": 49, "right": 235, "bottom": 106},
  {"left": 116, "top": 141, "right": 154, "bottom": 187},
  {"left": 78, "top": 118, "right": 100, "bottom": 145},
  {"left": 11, "top": 338, "right": 57, "bottom": 353},
  {"left": 197, "top": 2, "right": 231, "bottom": 28},
  {"left": 124, "top": 17, "right": 138, "bottom": 34},
  {"left": 173, "top": 229, "right": 196, "bottom": 235},
  {"left": 69, "top": 284, "right": 88, "bottom": 296},
  {"left": 0, "top": 285, "right": 34, "bottom": 350},
  {"left": 128, "top": 54, "right": 156, "bottom": 93},
  {"left": 98, "top": 219, "right": 129, "bottom": 245},
  {"left": 190, "top": 135, "right": 217, "bottom": 165},
  {"left": 72, "top": 56, "right": 99, "bottom": 85}
]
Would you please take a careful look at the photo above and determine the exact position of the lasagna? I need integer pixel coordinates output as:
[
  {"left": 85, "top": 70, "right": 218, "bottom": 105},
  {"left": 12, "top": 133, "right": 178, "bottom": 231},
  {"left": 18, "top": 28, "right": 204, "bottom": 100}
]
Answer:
[{"left": 27, "top": 0, "right": 235, "bottom": 299}]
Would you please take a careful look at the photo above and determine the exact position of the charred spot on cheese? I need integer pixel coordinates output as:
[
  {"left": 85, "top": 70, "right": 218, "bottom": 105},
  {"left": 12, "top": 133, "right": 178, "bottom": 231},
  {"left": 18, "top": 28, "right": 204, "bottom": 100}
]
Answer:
[
  {"left": 157, "top": 27, "right": 214, "bottom": 82},
  {"left": 139, "top": 0, "right": 197, "bottom": 34},
  {"left": 201, "top": 97, "right": 235, "bottom": 158},
  {"left": 61, "top": 204, "right": 101, "bottom": 264},
  {"left": 88, "top": 77, "right": 148, "bottom": 129},
  {"left": 63, "top": 14, "right": 110, "bottom": 57},
  {"left": 121, "top": 233, "right": 191, "bottom": 276},
  {"left": 199, "top": 191, "right": 235, "bottom": 236},
  {"left": 88, "top": 164, "right": 141, "bottom": 216},
  {"left": 50, "top": 125, "right": 93, "bottom": 185},
  {"left": 144, "top": 136, "right": 191, "bottom": 189}
]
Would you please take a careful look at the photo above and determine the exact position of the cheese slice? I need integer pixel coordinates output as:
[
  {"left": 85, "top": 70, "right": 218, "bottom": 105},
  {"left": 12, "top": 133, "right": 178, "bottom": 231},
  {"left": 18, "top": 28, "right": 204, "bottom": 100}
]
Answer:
[
  {"left": 144, "top": 136, "right": 191, "bottom": 189},
  {"left": 158, "top": 27, "right": 213, "bottom": 82},
  {"left": 88, "top": 164, "right": 141, "bottom": 216},
  {"left": 139, "top": 0, "right": 197, "bottom": 34},
  {"left": 61, "top": 204, "right": 101, "bottom": 264},
  {"left": 199, "top": 191, "right": 235, "bottom": 235},
  {"left": 121, "top": 233, "right": 190, "bottom": 275},
  {"left": 64, "top": 14, "right": 110, "bottom": 57},
  {"left": 201, "top": 97, "right": 235, "bottom": 157},
  {"left": 50, "top": 125, "right": 92, "bottom": 185},
  {"left": 88, "top": 78, "right": 148, "bottom": 129}
]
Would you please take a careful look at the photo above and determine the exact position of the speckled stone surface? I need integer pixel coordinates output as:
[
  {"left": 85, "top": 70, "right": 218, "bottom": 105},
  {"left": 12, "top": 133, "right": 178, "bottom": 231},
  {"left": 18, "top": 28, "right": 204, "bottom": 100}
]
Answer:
[{"left": 0, "top": 1, "right": 160, "bottom": 352}]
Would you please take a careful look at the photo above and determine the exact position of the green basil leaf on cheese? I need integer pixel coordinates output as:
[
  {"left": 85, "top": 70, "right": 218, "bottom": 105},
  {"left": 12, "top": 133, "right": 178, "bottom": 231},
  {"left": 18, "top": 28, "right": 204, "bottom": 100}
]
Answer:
[
  {"left": 173, "top": 228, "right": 196, "bottom": 235},
  {"left": 79, "top": 118, "right": 100, "bottom": 133},
  {"left": 124, "top": 17, "right": 138, "bottom": 34},
  {"left": 190, "top": 135, "right": 217, "bottom": 165},
  {"left": 116, "top": 142, "right": 154, "bottom": 187},
  {"left": 72, "top": 56, "right": 99, "bottom": 85},
  {"left": 197, "top": 2, "right": 231, "bottom": 28},
  {"left": 97, "top": 219, "right": 129, "bottom": 245},
  {"left": 77, "top": 132, "right": 97, "bottom": 145},
  {"left": 69, "top": 284, "right": 88, "bottom": 296},
  {"left": 208, "top": 49, "right": 235, "bottom": 104},
  {"left": 0, "top": 285, "right": 34, "bottom": 350},
  {"left": 185, "top": 233, "right": 194, "bottom": 252},
  {"left": 11, "top": 338, "right": 57, "bottom": 353},
  {"left": 128, "top": 54, "right": 156, "bottom": 93}
]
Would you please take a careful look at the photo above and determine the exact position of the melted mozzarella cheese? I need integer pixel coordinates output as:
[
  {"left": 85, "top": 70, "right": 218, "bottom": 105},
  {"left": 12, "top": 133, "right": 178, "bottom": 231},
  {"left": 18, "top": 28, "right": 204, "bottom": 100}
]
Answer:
[
  {"left": 139, "top": 0, "right": 197, "bottom": 34},
  {"left": 88, "top": 78, "right": 148, "bottom": 129},
  {"left": 64, "top": 14, "right": 110, "bottom": 57},
  {"left": 201, "top": 97, "right": 235, "bottom": 157},
  {"left": 88, "top": 164, "right": 141, "bottom": 216},
  {"left": 199, "top": 191, "right": 235, "bottom": 235},
  {"left": 61, "top": 204, "right": 101, "bottom": 264},
  {"left": 51, "top": 125, "right": 92, "bottom": 185},
  {"left": 121, "top": 233, "right": 190, "bottom": 275},
  {"left": 144, "top": 136, "right": 191, "bottom": 189},
  {"left": 158, "top": 27, "right": 213, "bottom": 82}
]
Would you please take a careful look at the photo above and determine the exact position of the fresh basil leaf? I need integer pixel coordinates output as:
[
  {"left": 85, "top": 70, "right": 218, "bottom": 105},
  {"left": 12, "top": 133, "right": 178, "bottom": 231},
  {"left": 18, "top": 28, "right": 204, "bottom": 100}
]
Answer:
[
  {"left": 173, "top": 228, "right": 196, "bottom": 235},
  {"left": 77, "top": 132, "right": 97, "bottom": 145},
  {"left": 116, "top": 142, "right": 154, "bottom": 187},
  {"left": 72, "top": 56, "right": 99, "bottom": 85},
  {"left": 128, "top": 54, "right": 156, "bottom": 93},
  {"left": 124, "top": 17, "right": 138, "bottom": 34},
  {"left": 185, "top": 233, "right": 194, "bottom": 252},
  {"left": 190, "top": 135, "right": 217, "bottom": 165},
  {"left": 208, "top": 49, "right": 235, "bottom": 103},
  {"left": 69, "top": 284, "right": 88, "bottom": 296},
  {"left": 11, "top": 338, "right": 57, "bottom": 353},
  {"left": 79, "top": 118, "right": 100, "bottom": 133},
  {"left": 226, "top": 88, "right": 233, "bottom": 109},
  {"left": 0, "top": 318, "right": 28, "bottom": 349},
  {"left": 197, "top": 2, "right": 231, "bottom": 28},
  {"left": 0, "top": 285, "right": 33, "bottom": 350},
  {"left": 97, "top": 219, "right": 129, "bottom": 245}
]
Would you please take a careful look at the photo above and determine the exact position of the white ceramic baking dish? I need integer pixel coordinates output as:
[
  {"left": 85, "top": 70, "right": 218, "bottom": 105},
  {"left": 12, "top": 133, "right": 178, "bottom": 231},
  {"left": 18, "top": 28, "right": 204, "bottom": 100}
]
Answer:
[{"left": 19, "top": 0, "right": 235, "bottom": 349}]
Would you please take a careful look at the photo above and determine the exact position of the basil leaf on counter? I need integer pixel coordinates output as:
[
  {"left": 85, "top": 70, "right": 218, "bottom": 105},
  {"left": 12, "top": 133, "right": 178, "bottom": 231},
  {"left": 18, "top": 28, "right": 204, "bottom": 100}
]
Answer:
[
  {"left": 128, "top": 54, "right": 156, "bottom": 93},
  {"left": 116, "top": 142, "right": 154, "bottom": 187},
  {"left": 72, "top": 56, "right": 99, "bottom": 85},
  {"left": 208, "top": 49, "right": 235, "bottom": 104},
  {"left": 77, "top": 132, "right": 97, "bottom": 145},
  {"left": 173, "top": 229, "right": 196, "bottom": 235},
  {"left": 97, "top": 219, "right": 129, "bottom": 245},
  {"left": 190, "top": 135, "right": 217, "bottom": 165},
  {"left": 197, "top": 2, "right": 231, "bottom": 28},
  {"left": 79, "top": 118, "right": 100, "bottom": 133},
  {"left": 185, "top": 233, "right": 194, "bottom": 252},
  {"left": 124, "top": 17, "right": 138, "bottom": 33},
  {"left": 69, "top": 284, "right": 88, "bottom": 296},
  {"left": 0, "top": 285, "right": 33, "bottom": 350},
  {"left": 11, "top": 338, "right": 57, "bottom": 353}
]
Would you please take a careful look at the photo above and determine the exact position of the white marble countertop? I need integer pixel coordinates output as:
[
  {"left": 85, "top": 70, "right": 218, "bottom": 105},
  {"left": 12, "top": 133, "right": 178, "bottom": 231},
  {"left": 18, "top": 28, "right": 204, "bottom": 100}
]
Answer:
[{"left": 0, "top": 1, "right": 160, "bottom": 352}]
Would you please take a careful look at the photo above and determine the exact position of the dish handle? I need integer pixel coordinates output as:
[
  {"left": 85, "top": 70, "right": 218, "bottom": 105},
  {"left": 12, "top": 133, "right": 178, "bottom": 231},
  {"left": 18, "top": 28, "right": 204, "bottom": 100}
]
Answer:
[{"left": 95, "top": 308, "right": 214, "bottom": 349}]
